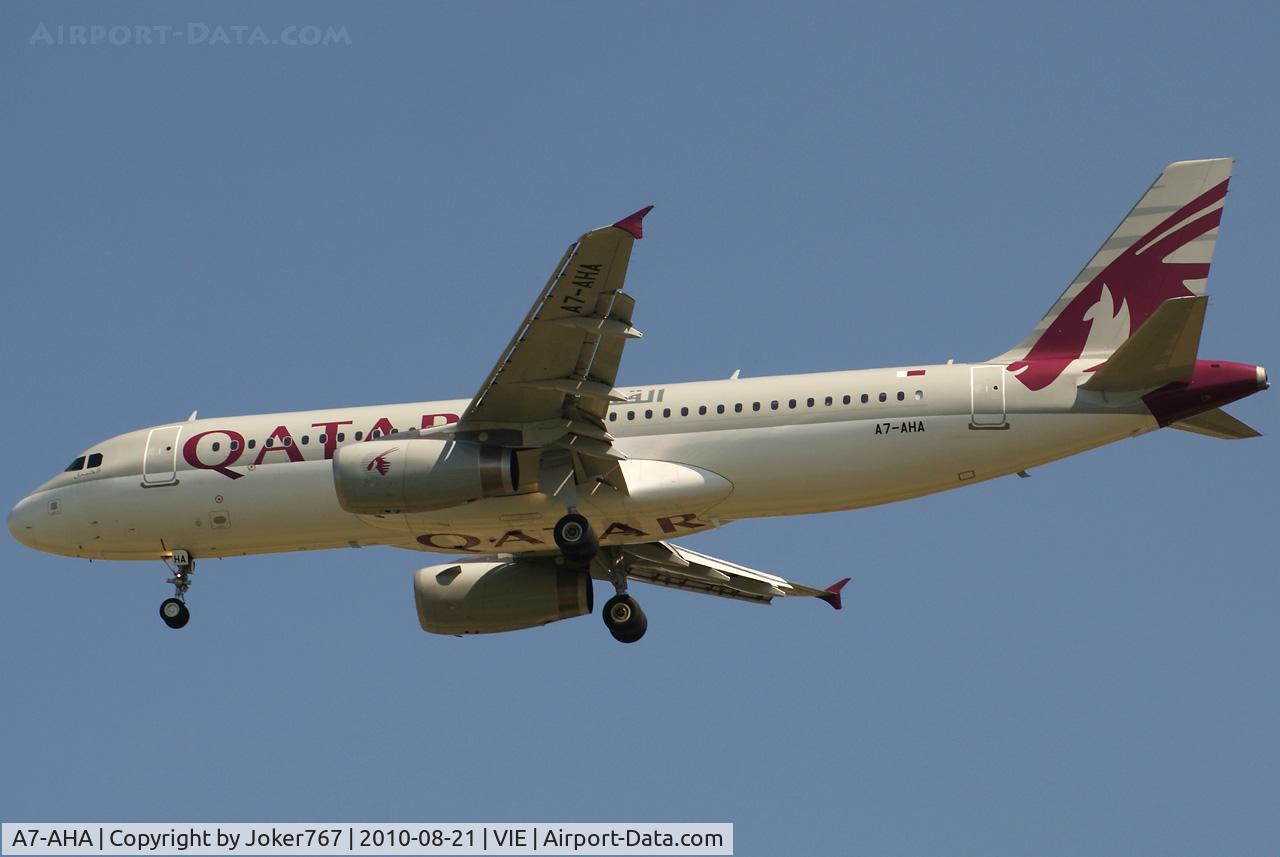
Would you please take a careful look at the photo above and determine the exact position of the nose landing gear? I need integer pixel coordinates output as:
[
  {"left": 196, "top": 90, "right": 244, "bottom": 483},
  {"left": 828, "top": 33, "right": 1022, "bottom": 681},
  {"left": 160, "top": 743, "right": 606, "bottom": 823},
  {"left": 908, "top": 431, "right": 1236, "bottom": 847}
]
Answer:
[
  {"left": 159, "top": 549, "right": 194, "bottom": 629},
  {"left": 160, "top": 597, "right": 189, "bottom": 629}
]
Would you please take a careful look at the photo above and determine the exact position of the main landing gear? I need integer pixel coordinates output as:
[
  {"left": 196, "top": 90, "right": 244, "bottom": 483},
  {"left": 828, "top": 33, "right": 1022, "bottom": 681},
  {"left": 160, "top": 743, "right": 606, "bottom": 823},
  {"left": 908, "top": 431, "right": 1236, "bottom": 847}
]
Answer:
[
  {"left": 159, "top": 549, "right": 194, "bottom": 629},
  {"left": 602, "top": 592, "right": 647, "bottom": 644},
  {"left": 553, "top": 512, "right": 598, "bottom": 561},
  {"left": 552, "top": 512, "right": 648, "bottom": 644}
]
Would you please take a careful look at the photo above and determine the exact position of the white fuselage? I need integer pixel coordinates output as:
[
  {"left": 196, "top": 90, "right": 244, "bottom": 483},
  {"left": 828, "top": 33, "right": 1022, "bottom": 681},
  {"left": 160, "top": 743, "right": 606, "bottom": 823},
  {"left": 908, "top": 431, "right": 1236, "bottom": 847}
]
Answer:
[{"left": 7, "top": 361, "right": 1153, "bottom": 561}]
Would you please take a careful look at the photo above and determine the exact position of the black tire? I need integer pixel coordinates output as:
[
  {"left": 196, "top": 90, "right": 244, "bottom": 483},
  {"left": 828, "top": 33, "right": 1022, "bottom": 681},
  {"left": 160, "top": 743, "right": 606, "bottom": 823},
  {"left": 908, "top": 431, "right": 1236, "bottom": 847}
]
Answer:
[
  {"left": 611, "top": 610, "right": 648, "bottom": 644},
  {"left": 553, "top": 513, "right": 598, "bottom": 560},
  {"left": 159, "top": 598, "right": 190, "bottom": 629},
  {"left": 602, "top": 594, "right": 647, "bottom": 643}
]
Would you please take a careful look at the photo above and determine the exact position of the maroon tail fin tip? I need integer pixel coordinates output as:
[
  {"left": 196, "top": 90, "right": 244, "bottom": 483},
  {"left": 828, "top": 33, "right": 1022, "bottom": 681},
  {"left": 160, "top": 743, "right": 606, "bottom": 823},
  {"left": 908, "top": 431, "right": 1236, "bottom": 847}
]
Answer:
[
  {"left": 612, "top": 205, "right": 654, "bottom": 239},
  {"left": 820, "top": 577, "right": 851, "bottom": 611}
]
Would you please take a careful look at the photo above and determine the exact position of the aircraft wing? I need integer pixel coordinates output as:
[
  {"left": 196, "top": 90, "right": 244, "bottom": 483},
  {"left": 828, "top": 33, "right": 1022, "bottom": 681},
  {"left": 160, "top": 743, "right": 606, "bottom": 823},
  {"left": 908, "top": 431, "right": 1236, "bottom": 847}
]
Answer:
[
  {"left": 618, "top": 542, "right": 850, "bottom": 609},
  {"left": 445, "top": 208, "right": 652, "bottom": 488}
]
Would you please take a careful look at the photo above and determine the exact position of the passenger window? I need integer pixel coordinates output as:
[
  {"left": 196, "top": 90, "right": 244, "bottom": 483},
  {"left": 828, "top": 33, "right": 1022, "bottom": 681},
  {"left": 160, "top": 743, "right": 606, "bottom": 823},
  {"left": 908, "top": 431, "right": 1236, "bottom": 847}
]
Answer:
[
  {"left": 211, "top": 442, "right": 221, "bottom": 452},
  {"left": 283, "top": 436, "right": 293, "bottom": 446},
  {"left": 318, "top": 434, "right": 327, "bottom": 444},
  {"left": 609, "top": 412, "right": 618, "bottom": 422},
  {"left": 301, "top": 435, "right": 310, "bottom": 445},
  {"left": 897, "top": 391, "right": 905, "bottom": 401},
  {"left": 716, "top": 405, "right": 725, "bottom": 414},
  {"left": 627, "top": 411, "right": 635, "bottom": 420},
  {"left": 861, "top": 394, "right": 869, "bottom": 404},
  {"left": 230, "top": 440, "right": 240, "bottom": 451},
  {"left": 879, "top": 392, "right": 887, "bottom": 402},
  {"left": 370, "top": 431, "right": 381, "bottom": 440},
  {"left": 663, "top": 408, "right": 671, "bottom": 418},
  {"left": 807, "top": 398, "right": 815, "bottom": 407},
  {"left": 645, "top": 409, "right": 653, "bottom": 419},
  {"left": 698, "top": 406, "right": 707, "bottom": 415},
  {"left": 752, "top": 402, "right": 761, "bottom": 411},
  {"left": 337, "top": 433, "right": 346, "bottom": 442},
  {"left": 354, "top": 431, "right": 364, "bottom": 441},
  {"left": 681, "top": 407, "right": 689, "bottom": 417},
  {"left": 248, "top": 439, "right": 257, "bottom": 449},
  {"left": 915, "top": 390, "right": 924, "bottom": 401},
  {"left": 734, "top": 403, "right": 743, "bottom": 413},
  {"left": 842, "top": 395, "right": 851, "bottom": 405},
  {"left": 265, "top": 438, "right": 274, "bottom": 448},
  {"left": 771, "top": 400, "right": 779, "bottom": 410},
  {"left": 65, "top": 456, "right": 86, "bottom": 472},
  {"left": 825, "top": 396, "right": 833, "bottom": 406},
  {"left": 788, "top": 399, "right": 797, "bottom": 409}
]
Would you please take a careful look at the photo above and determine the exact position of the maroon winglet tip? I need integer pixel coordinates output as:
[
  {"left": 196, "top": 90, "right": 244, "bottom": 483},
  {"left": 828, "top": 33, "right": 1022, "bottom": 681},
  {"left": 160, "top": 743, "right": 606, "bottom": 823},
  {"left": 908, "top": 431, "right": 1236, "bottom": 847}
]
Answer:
[
  {"left": 820, "top": 577, "right": 851, "bottom": 611},
  {"left": 612, "top": 205, "right": 654, "bottom": 239}
]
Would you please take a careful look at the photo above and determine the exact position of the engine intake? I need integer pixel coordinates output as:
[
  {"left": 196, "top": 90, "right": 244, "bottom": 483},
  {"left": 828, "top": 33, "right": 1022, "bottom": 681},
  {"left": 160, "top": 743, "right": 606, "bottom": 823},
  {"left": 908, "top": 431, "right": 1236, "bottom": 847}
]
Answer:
[
  {"left": 414, "top": 559, "right": 594, "bottom": 634},
  {"left": 333, "top": 438, "right": 517, "bottom": 514}
]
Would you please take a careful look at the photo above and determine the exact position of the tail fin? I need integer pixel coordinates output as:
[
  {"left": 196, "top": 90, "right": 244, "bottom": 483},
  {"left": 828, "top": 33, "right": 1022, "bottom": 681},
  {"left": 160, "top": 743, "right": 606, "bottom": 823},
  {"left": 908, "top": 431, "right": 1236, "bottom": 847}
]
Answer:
[{"left": 997, "top": 159, "right": 1233, "bottom": 391}]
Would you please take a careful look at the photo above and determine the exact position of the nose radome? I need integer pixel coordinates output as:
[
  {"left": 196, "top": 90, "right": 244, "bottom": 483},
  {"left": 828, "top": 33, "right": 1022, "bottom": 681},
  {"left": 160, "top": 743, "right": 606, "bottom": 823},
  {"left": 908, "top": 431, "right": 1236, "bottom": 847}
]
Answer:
[{"left": 8, "top": 494, "right": 40, "bottom": 549}]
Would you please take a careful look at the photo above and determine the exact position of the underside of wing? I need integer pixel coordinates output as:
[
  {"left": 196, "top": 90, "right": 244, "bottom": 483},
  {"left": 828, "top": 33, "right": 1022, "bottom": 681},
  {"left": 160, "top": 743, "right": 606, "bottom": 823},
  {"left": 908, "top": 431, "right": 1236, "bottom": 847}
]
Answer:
[
  {"left": 612, "top": 542, "right": 849, "bottom": 609},
  {"left": 445, "top": 207, "right": 652, "bottom": 491}
]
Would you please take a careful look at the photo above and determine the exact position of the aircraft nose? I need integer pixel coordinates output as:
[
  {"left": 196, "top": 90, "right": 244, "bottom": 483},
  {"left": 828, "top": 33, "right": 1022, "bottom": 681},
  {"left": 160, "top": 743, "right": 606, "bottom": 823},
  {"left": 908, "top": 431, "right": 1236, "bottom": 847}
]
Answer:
[{"left": 8, "top": 494, "right": 42, "bottom": 549}]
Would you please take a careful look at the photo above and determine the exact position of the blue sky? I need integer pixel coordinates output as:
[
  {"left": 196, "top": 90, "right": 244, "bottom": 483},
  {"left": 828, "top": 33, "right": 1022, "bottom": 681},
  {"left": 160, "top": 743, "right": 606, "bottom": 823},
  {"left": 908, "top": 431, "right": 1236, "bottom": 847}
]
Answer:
[{"left": 1, "top": 2, "right": 1276, "bottom": 854}]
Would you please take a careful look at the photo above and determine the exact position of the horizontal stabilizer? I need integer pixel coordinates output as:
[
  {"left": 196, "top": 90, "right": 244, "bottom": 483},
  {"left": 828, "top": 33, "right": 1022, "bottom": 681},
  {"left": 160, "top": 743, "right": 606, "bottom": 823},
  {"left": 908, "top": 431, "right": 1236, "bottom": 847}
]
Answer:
[
  {"left": 1080, "top": 296, "right": 1207, "bottom": 391},
  {"left": 1170, "top": 407, "right": 1261, "bottom": 440}
]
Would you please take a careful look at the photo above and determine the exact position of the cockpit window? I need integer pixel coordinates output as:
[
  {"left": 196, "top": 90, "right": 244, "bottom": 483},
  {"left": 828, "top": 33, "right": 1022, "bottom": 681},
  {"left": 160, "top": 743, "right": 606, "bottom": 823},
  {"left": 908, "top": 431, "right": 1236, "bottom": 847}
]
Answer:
[
  {"left": 65, "top": 456, "right": 86, "bottom": 472},
  {"left": 87, "top": 453, "right": 104, "bottom": 468}
]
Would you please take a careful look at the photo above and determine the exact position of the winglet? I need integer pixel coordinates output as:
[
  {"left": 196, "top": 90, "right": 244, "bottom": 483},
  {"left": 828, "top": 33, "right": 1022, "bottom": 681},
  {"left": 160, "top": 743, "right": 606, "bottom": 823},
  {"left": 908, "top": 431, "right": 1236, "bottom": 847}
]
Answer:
[
  {"left": 819, "top": 577, "right": 851, "bottom": 611},
  {"left": 612, "top": 205, "right": 654, "bottom": 239}
]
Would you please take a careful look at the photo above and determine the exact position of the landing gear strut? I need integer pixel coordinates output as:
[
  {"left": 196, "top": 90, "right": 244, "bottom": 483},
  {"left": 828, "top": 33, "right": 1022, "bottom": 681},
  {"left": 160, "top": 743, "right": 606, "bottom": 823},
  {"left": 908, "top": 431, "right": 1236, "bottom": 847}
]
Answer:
[
  {"left": 601, "top": 553, "right": 647, "bottom": 644},
  {"left": 159, "top": 549, "right": 194, "bottom": 629},
  {"left": 553, "top": 512, "right": 598, "bottom": 562}
]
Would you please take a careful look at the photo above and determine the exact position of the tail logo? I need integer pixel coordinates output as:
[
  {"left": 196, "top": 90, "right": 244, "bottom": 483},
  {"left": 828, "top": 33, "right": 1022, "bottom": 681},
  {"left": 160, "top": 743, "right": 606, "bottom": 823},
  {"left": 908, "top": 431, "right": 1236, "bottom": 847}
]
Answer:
[
  {"left": 366, "top": 448, "right": 398, "bottom": 476},
  {"left": 1009, "top": 180, "right": 1228, "bottom": 391}
]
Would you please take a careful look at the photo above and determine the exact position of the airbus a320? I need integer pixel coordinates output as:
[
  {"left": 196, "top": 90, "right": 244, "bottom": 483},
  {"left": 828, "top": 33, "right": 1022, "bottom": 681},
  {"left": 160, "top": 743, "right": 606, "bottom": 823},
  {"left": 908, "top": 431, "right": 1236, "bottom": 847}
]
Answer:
[{"left": 9, "top": 159, "right": 1266, "bottom": 643}]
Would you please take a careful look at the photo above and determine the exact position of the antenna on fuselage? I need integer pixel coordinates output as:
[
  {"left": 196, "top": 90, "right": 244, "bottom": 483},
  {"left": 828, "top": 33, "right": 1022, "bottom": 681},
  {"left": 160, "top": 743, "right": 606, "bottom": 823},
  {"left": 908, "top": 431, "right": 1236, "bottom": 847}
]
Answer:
[
  {"left": 729, "top": 369, "right": 741, "bottom": 380},
  {"left": 187, "top": 410, "right": 198, "bottom": 421}
]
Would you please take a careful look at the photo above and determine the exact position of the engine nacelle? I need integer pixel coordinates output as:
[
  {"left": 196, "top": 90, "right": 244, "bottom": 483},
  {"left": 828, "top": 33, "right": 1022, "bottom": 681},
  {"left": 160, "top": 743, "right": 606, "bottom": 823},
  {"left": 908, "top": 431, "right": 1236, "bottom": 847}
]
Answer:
[
  {"left": 333, "top": 438, "right": 517, "bottom": 514},
  {"left": 414, "top": 559, "right": 594, "bottom": 635}
]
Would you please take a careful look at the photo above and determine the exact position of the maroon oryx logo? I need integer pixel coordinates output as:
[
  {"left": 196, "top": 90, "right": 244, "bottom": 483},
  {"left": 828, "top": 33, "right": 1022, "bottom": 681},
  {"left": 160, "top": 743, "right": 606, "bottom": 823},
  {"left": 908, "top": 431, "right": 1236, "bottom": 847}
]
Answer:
[
  {"left": 366, "top": 448, "right": 398, "bottom": 476},
  {"left": 1009, "top": 179, "right": 1228, "bottom": 391}
]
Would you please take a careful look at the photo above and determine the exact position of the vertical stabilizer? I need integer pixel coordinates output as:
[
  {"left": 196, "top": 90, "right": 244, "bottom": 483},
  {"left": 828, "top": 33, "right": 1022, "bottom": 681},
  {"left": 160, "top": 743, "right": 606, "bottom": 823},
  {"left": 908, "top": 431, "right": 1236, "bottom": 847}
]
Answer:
[{"left": 997, "top": 159, "right": 1233, "bottom": 391}]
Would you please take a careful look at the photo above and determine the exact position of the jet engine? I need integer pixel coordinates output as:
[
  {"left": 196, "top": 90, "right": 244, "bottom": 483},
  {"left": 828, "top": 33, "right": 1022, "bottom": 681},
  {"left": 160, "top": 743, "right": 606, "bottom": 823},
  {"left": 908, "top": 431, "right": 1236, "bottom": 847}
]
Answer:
[
  {"left": 413, "top": 559, "right": 594, "bottom": 634},
  {"left": 332, "top": 438, "right": 518, "bottom": 514}
]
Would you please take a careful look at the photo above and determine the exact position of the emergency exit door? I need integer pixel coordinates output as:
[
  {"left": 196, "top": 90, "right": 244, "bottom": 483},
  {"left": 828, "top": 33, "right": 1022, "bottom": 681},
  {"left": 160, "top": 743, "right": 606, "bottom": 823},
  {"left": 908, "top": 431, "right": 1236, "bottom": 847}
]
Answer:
[
  {"left": 142, "top": 425, "right": 183, "bottom": 485},
  {"left": 970, "top": 365, "right": 1008, "bottom": 428}
]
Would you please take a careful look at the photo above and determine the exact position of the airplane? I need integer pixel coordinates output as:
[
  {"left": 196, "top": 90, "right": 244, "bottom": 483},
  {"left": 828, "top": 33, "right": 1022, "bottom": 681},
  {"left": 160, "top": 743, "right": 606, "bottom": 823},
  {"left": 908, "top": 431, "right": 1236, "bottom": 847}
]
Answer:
[{"left": 7, "top": 158, "right": 1267, "bottom": 643}]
